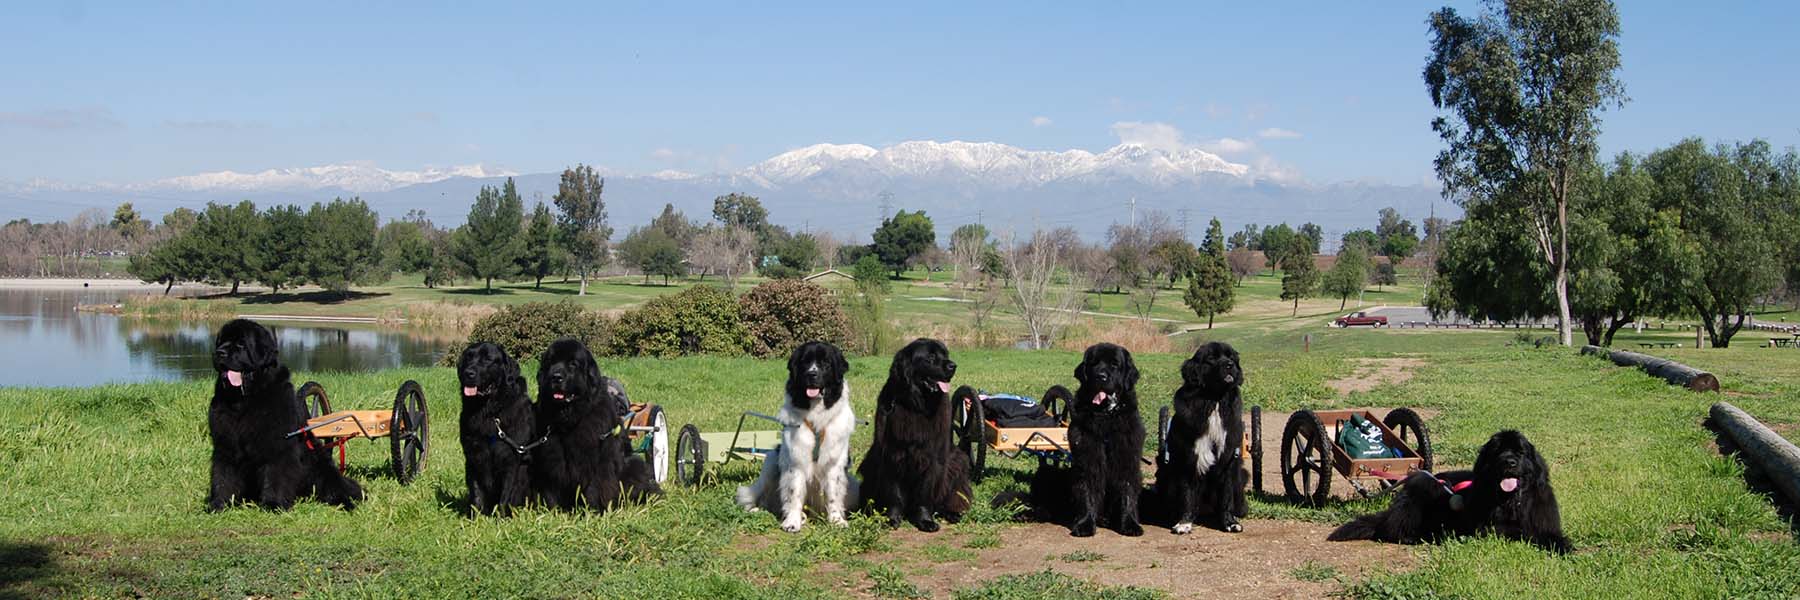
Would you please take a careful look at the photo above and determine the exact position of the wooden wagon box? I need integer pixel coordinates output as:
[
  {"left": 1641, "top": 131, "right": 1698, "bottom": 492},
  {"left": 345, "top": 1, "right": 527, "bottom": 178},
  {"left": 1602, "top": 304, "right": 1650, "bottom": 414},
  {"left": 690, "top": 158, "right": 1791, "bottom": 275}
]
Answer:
[{"left": 1310, "top": 409, "right": 1425, "bottom": 481}]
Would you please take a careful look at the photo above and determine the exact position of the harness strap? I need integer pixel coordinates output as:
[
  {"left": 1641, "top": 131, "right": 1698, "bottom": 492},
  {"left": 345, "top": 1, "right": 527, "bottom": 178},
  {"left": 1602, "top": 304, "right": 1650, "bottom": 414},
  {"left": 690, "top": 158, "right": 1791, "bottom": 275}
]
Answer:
[{"left": 493, "top": 418, "right": 552, "bottom": 458}]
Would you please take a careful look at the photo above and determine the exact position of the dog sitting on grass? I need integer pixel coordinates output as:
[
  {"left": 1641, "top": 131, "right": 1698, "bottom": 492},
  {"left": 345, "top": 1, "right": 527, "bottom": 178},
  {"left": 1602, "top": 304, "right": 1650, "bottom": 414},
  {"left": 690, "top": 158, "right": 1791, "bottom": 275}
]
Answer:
[{"left": 205, "top": 319, "right": 363, "bottom": 512}]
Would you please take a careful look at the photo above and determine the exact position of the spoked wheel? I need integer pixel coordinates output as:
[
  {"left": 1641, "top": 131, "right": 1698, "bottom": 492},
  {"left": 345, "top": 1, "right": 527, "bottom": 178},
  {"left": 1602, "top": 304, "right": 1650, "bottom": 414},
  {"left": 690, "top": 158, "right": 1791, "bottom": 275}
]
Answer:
[
  {"left": 1043, "top": 385, "right": 1073, "bottom": 425},
  {"left": 951, "top": 386, "right": 987, "bottom": 482},
  {"left": 1384, "top": 407, "right": 1433, "bottom": 474},
  {"left": 674, "top": 424, "right": 707, "bottom": 487},
  {"left": 1280, "top": 410, "right": 1332, "bottom": 506},
  {"left": 640, "top": 405, "right": 670, "bottom": 484},
  {"left": 1250, "top": 406, "right": 1263, "bottom": 494},
  {"left": 298, "top": 381, "right": 331, "bottom": 419},
  {"left": 297, "top": 381, "right": 345, "bottom": 469},
  {"left": 1156, "top": 405, "right": 1172, "bottom": 469},
  {"left": 389, "top": 380, "right": 428, "bottom": 485}
]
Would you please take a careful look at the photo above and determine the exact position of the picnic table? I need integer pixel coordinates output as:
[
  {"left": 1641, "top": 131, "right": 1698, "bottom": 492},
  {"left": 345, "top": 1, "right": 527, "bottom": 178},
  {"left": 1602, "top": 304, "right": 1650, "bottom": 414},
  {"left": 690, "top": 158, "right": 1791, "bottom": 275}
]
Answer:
[
  {"left": 1771, "top": 336, "right": 1799, "bottom": 348},
  {"left": 1638, "top": 342, "right": 1681, "bottom": 349}
]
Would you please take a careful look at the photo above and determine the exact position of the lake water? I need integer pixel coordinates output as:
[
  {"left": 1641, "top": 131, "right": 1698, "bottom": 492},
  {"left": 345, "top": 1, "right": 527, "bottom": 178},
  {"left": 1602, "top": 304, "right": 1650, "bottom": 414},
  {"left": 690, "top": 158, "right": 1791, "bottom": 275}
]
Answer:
[{"left": 0, "top": 287, "right": 452, "bottom": 388}]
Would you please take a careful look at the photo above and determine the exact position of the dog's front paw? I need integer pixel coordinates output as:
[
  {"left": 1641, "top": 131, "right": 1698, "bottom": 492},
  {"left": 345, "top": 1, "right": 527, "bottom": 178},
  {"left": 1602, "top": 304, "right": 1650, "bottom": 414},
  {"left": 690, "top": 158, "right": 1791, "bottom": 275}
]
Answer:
[
  {"left": 1070, "top": 517, "right": 1097, "bottom": 538},
  {"left": 828, "top": 512, "right": 849, "bottom": 527},
  {"left": 1118, "top": 520, "right": 1144, "bottom": 537},
  {"left": 780, "top": 515, "right": 805, "bottom": 533},
  {"left": 1172, "top": 522, "right": 1194, "bottom": 535},
  {"left": 1222, "top": 520, "right": 1243, "bottom": 534},
  {"left": 913, "top": 518, "right": 941, "bottom": 533}
]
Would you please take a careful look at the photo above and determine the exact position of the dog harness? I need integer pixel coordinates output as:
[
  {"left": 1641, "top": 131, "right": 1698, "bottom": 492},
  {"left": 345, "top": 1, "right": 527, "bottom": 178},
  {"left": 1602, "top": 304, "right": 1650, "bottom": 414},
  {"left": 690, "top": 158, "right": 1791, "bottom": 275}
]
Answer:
[{"left": 1369, "top": 468, "right": 1474, "bottom": 511}]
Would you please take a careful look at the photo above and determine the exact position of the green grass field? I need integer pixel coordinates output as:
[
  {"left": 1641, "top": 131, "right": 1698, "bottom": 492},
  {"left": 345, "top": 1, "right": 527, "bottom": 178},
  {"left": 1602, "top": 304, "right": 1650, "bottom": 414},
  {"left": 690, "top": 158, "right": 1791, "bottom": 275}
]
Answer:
[{"left": 4, "top": 325, "right": 1799, "bottom": 598}]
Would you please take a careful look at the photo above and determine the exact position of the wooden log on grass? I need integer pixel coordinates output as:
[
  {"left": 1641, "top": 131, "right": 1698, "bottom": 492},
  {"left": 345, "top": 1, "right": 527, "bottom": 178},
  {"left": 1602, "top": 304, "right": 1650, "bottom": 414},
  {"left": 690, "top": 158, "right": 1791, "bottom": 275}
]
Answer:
[
  {"left": 1579, "top": 345, "right": 1720, "bottom": 392},
  {"left": 1710, "top": 402, "right": 1800, "bottom": 509}
]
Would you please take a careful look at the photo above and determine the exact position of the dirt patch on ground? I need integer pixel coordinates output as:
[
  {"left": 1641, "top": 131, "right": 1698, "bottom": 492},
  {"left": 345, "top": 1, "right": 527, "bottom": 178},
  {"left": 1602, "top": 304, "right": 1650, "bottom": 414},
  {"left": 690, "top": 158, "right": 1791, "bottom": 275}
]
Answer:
[
  {"left": 1326, "top": 358, "right": 1426, "bottom": 396},
  {"left": 836, "top": 520, "right": 1411, "bottom": 598}
]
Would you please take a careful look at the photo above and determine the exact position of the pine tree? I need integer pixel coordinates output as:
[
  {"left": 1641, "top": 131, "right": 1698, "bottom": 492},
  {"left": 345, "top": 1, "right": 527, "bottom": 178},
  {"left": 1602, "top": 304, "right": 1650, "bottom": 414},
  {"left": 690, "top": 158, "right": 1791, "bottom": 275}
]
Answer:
[
  {"left": 516, "top": 202, "right": 559, "bottom": 288},
  {"left": 1280, "top": 237, "right": 1320, "bottom": 316},
  {"left": 452, "top": 178, "right": 526, "bottom": 293}
]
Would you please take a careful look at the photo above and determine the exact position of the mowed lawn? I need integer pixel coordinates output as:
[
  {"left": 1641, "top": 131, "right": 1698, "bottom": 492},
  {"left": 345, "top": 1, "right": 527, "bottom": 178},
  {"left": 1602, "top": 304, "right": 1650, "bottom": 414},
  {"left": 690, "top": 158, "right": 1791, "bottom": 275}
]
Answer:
[{"left": 3, "top": 329, "right": 1799, "bottom": 598}]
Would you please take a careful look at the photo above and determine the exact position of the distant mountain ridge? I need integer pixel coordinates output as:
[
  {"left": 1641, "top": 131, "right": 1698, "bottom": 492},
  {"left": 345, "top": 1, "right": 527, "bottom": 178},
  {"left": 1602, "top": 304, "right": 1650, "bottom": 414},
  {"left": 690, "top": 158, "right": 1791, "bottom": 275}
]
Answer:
[{"left": 1, "top": 140, "right": 1451, "bottom": 242}]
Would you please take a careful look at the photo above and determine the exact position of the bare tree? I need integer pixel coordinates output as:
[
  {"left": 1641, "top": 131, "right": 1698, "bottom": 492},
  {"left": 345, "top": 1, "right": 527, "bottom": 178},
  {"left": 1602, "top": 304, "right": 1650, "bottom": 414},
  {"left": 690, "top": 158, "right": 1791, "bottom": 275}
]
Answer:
[
  {"left": 812, "top": 231, "right": 843, "bottom": 270},
  {"left": 1005, "top": 229, "right": 1088, "bottom": 350},
  {"left": 689, "top": 225, "right": 756, "bottom": 288},
  {"left": 1226, "top": 248, "right": 1260, "bottom": 284}
]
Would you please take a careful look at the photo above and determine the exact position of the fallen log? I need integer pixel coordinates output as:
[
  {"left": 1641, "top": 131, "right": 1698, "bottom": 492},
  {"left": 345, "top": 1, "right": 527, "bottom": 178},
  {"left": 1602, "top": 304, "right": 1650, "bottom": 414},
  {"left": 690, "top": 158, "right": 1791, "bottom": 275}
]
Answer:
[
  {"left": 1709, "top": 402, "right": 1800, "bottom": 509},
  {"left": 1579, "top": 345, "right": 1720, "bottom": 392}
]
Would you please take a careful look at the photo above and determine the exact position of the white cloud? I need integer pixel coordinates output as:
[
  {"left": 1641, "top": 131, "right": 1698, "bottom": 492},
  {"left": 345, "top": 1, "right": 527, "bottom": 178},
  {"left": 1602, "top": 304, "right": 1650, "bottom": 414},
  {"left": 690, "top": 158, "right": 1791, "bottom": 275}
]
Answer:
[
  {"left": 1257, "top": 127, "right": 1302, "bottom": 140},
  {"left": 1113, "top": 121, "right": 1259, "bottom": 155},
  {"left": 1201, "top": 137, "right": 1256, "bottom": 154},
  {"left": 649, "top": 148, "right": 677, "bottom": 160},
  {"left": 1109, "top": 121, "right": 1187, "bottom": 153},
  {"left": 1031, "top": 116, "right": 1053, "bottom": 128}
]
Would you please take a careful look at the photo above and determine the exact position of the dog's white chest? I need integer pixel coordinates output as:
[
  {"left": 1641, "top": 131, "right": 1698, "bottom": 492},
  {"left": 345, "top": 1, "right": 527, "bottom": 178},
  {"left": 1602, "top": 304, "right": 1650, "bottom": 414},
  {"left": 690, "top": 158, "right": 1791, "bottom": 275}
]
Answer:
[{"left": 1193, "top": 408, "right": 1227, "bottom": 475}]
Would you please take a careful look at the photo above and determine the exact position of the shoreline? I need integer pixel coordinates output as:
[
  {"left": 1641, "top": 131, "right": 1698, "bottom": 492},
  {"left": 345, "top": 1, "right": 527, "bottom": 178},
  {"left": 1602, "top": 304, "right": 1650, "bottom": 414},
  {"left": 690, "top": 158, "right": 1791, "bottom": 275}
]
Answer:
[{"left": 0, "top": 277, "right": 233, "bottom": 292}]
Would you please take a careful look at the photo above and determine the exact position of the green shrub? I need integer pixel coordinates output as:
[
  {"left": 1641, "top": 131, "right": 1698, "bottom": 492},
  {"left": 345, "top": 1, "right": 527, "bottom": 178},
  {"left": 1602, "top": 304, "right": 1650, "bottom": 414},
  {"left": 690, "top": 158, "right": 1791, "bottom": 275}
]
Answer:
[
  {"left": 609, "top": 285, "right": 751, "bottom": 357},
  {"left": 738, "top": 279, "right": 850, "bottom": 357},
  {"left": 756, "top": 263, "right": 803, "bottom": 280},
  {"left": 443, "top": 301, "right": 611, "bottom": 365}
]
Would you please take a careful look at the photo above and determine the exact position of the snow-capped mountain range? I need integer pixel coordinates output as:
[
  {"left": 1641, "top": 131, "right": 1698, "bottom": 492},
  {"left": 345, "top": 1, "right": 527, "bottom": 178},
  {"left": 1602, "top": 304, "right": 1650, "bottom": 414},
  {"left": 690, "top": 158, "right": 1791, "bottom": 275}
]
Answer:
[{"left": 1, "top": 140, "right": 1448, "bottom": 241}]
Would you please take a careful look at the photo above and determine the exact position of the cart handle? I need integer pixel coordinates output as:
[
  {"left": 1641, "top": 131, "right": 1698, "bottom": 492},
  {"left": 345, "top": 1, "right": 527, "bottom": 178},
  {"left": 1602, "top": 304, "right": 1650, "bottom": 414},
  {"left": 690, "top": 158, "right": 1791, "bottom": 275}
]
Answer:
[
  {"left": 722, "top": 411, "right": 783, "bottom": 465},
  {"left": 285, "top": 413, "right": 375, "bottom": 440}
]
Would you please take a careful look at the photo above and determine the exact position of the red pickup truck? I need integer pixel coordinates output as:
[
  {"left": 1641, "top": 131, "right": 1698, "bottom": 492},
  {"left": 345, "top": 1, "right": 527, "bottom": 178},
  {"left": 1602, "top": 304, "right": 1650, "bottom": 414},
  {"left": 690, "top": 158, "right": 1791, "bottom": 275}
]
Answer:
[{"left": 1334, "top": 311, "right": 1388, "bottom": 328}]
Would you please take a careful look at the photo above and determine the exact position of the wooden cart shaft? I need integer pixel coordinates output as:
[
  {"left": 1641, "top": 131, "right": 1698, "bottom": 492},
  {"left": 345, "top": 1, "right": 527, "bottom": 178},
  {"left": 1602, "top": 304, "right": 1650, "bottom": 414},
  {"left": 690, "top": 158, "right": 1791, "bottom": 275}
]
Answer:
[{"left": 304, "top": 410, "right": 404, "bottom": 439}]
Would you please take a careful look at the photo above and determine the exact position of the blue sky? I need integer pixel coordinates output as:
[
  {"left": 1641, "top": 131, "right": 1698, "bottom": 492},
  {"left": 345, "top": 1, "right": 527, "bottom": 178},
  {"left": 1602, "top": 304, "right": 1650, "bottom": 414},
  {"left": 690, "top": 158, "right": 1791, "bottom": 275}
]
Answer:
[{"left": 1, "top": 1, "right": 1794, "bottom": 185}]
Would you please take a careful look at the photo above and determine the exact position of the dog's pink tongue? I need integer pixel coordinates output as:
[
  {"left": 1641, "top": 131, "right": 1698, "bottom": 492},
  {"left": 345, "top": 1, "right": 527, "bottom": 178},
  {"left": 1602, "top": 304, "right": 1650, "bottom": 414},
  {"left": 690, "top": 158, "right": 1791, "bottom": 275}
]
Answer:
[
  {"left": 937, "top": 381, "right": 950, "bottom": 393},
  {"left": 1500, "top": 477, "right": 1520, "bottom": 493},
  {"left": 463, "top": 386, "right": 478, "bottom": 396},
  {"left": 552, "top": 392, "right": 566, "bottom": 401},
  {"left": 806, "top": 388, "right": 821, "bottom": 399},
  {"left": 225, "top": 370, "right": 243, "bottom": 387},
  {"left": 1092, "top": 391, "right": 1108, "bottom": 405}
]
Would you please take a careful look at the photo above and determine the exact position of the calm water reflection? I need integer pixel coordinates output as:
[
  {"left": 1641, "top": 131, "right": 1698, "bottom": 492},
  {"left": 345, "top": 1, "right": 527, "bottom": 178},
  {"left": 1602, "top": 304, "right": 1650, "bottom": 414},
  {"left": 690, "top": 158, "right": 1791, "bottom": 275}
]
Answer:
[{"left": 0, "top": 287, "right": 451, "bottom": 387}]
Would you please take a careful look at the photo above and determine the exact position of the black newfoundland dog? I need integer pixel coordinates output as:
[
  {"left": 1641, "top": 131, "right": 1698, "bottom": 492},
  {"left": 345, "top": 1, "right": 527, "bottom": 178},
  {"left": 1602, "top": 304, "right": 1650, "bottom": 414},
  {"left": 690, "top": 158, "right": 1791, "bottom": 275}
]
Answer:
[
  {"left": 1145, "top": 341, "right": 1248, "bottom": 534},
  {"left": 206, "top": 319, "right": 363, "bottom": 511},
  {"left": 456, "top": 341, "right": 534, "bottom": 516},
  {"left": 1329, "top": 430, "right": 1571, "bottom": 553},
  {"left": 529, "top": 338, "right": 661, "bottom": 511},
  {"left": 858, "top": 338, "right": 972, "bottom": 532},
  {"left": 1030, "top": 343, "right": 1146, "bottom": 537}
]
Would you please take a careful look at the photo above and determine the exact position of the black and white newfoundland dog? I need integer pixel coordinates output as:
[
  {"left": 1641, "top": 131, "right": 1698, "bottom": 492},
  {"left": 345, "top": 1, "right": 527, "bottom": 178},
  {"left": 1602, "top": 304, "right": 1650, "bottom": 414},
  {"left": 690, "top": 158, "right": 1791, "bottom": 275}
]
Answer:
[
  {"left": 857, "top": 338, "right": 972, "bottom": 532},
  {"left": 529, "top": 338, "right": 660, "bottom": 511},
  {"left": 737, "top": 341, "right": 859, "bottom": 532},
  {"left": 1030, "top": 343, "right": 1147, "bottom": 537},
  {"left": 206, "top": 319, "right": 363, "bottom": 511},
  {"left": 456, "top": 341, "right": 533, "bottom": 516},
  {"left": 1145, "top": 341, "right": 1248, "bottom": 534},
  {"left": 1329, "top": 430, "right": 1572, "bottom": 553}
]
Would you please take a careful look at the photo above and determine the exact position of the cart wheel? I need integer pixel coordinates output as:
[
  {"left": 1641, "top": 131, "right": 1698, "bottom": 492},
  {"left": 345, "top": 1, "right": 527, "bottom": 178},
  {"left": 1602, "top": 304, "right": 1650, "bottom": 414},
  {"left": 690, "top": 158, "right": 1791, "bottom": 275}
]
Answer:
[
  {"left": 1250, "top": 406, "right": 1263, "bottom": 494},
  {"left": 675, "top": 424, "right": 707, "bottom": 487},
  {"left": 643, "top": 405, "right": 669, "bottom": 484},
  {"left": 1280, "top": 410, "right": 1332, "bottom": 506},
  {"left": 296, "top": 381, "right": 346, "bottom": 469},
  {"left": 1384, "top": 407, "right": 1433, "bottom": 472},
  {"left": 952, "top": 386, "right": 986, "bottom": 483},
  {"left": 298, "top": 381, "right": 331, "bottom": 419},
  {"left": 389, "top": 380, "right": 428, "bottom": 485},
  {"left": 1043, "top": 385, "right": 1073, "bottom": 424},
  {"left": 1156, "top": 405, "right": 1172, "bottom": 469}
]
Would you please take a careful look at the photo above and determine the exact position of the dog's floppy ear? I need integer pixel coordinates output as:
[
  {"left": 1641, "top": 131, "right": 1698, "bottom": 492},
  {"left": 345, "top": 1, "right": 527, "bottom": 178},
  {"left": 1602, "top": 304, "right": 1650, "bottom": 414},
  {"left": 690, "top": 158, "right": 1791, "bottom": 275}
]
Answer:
[
  {"left": 889, "top": 344, "right": 916, "bottom": 399},
  {"left": 1524, "top": 436, "right": 1552, "bottom": 485},
  {"left": 832, "top": 345, "right": 850, "bottom": 379},
  {"left": 1180, "top": 356, "right": 1204, "bottom": 386},
  {"left": 1121, "top": 348, "right": 1140, "bottom": 392},
  {"left": 1074, "top": 347, "right": 1091, "bottom": 384},
  {"left": 252, "top": 323, "right": 280, "bottom": 370}
]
